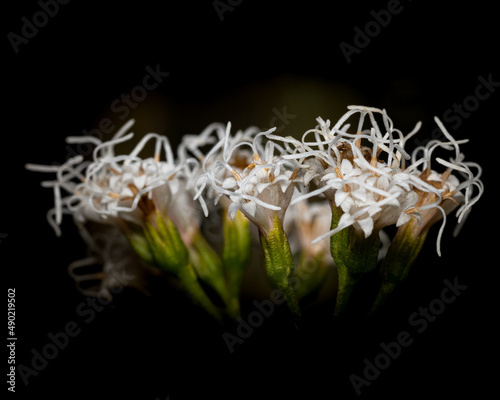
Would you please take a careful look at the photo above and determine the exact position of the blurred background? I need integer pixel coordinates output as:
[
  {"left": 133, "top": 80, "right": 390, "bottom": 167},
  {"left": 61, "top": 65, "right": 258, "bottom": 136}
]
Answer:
[{"left": 3, "top": 0, "right": 498, "bottom": 399}]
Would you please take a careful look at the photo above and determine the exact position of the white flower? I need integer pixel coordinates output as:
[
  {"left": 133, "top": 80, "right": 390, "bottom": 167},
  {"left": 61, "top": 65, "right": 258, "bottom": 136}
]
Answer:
[
  {"left": 191, "top": 123, "right": 261, "bottom": 215},
  {"left": 286, "top": 105, "right": 483, "bottom": 255},
  {"left": 26, "top": 120, "right": 200, "bottom": 236},
  {"left": 283, "top": 198, "right": 332, "bottom": 261},
  {"left": 199, "top": 123, "right": 303, "bottom": 235},
  {"left": 26, "top": 155, "right": 92, "bottom": 236},
  {"left": 284, "top": 196, "right": 393, "bottom": 265},
  {"left": 177, "top": 122, "right": 227, "bottom": 164},
  {"left": 400, "top": 117, "right": 484, "bottom": 254},
  {"left": 290, "top": 106, "right": 421, "bottom": 241},
  {"left": 26, "top": 120, "right": 137, "bottom": 234}
]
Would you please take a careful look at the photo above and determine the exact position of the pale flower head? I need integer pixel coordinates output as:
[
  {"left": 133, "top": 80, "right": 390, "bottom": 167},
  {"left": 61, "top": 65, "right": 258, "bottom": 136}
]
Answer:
[
  {"left": 26, "top": 120, "right": 201, "bottom": 237},
  {"left": 190, "top": 122, "right": 261, "bottom": 216},
  {"left": 284, "top": 197, "right": 332, "bottom": 261},
  {"left": 285, "top": 106, "right": 483, "bottom": 255},
  {"left": 290, "top": 106, "right": 422, "bottom": 241},
  {"left": 400, "top": 117, "right": 484, "bottom": 254},
  {"left": 199, "top": 123, "right": 303, "bottom": 236}
]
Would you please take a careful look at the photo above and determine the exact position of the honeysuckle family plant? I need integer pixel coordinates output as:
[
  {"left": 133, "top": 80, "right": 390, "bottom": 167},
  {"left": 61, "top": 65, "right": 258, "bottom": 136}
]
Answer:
[{"left": 27, "top": 105, "right": 484, "bottom": 322}]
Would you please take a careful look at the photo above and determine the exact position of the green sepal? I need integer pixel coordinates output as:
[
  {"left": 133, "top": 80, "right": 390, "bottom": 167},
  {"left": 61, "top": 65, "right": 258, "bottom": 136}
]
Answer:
[
  {"left": 371, "top": 218, "right": 428, "bottom": 313},
  {"left": 177, "top": 263, "right": 223, "bottom": 322},
  {"left": 222, "top": 210, "right": 251, "bottom": 317},
  {"left": 223, "top": 210, "right": 251, "bottom": 277},
  {"left": 189, "top": 229, "right": 239, "bottom": 318},
  {"left": 125, "top": 211, "right": 223, "bottom": 321},
  {"left": 259, "top": 215, "right": 301, "bottom": 320},
  {"left": 127, "top": 230, "right": 154, "bottom": 264},
  {"left": 330, "top": 204, "right": 380, "bottom": 317},
  {"left": 142, "top": 211, "right": 189, "bottom": 274}
]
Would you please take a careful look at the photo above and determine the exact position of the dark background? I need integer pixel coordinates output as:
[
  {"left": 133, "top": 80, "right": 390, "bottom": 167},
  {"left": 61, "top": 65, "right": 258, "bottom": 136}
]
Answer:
[{"left": 3, "top": 0, "right": 497, "bottom": 399}]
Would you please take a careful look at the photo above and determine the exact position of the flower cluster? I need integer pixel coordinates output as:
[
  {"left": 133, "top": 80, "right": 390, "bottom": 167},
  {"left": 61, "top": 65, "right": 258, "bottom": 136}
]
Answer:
[
  {"left": 27, "top": 105, "right": 483, "bottom": 320},
  {"left": 280, "top": 106, "right": 482, "bottom": 252}
]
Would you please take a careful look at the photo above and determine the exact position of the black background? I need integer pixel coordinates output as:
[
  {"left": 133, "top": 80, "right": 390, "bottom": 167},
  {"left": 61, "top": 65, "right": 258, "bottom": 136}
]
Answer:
[{"left": 3, "top": 1, "right": 498, "bottom": 399}]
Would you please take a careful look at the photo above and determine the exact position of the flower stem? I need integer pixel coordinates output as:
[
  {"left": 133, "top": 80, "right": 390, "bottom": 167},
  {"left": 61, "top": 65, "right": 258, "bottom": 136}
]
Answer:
[
  {"left": 330, "top": 204, "right": 380, "bottom": 317},
  {"left": 177, "top": 263, "right": 223, "bottom": 322},
  {"left": 126, "top": 212, "right": 223, "bottom": 321},
  {"left": 222, "top": 209, "right": 251, "bottom": 318},
  {"left": 371, "top": 219, "right": 428, "bottom": 313},
  {"left": 189, "top": 229, "right": 239, "bottom": 319},
  {"left": 334, "top": 263, "right": 357, "bottom": 317},
  {"left": 259, "top": 215, "right": 301, "bottom": 321}
]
